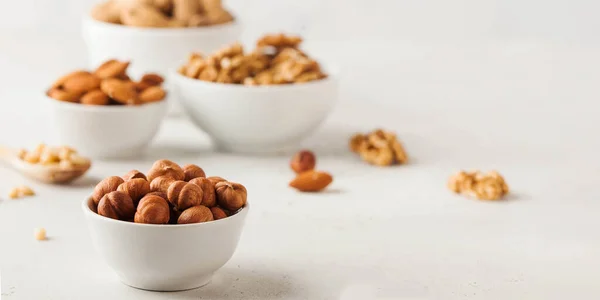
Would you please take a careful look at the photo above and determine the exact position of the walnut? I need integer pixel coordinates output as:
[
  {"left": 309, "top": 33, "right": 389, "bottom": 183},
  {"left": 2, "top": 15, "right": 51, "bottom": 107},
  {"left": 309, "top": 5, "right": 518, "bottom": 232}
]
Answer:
[
  {"left": 178, "top": 33, "right": 326, "bottom": 85},
  {"left": 147, "top": 159, "right": 185, "bottom": 182},
  {"left": 349, "top": 129, "right": 408, "bottom": 166},
  {"left": 135, "top": 194, "right": 170, "bottom": 224},
  {"left": 188, "top": 177, "right": 216, "bottom": 207},
  {"left": 448, "top": 170, "right": 509, "bottom": 200},
  {"left": 177, "top": 205, "right": 214, "bottom": 224},
  {"left": 215, "top": 181, "right": 246, "bottom": 211},
  {"left": 92, "top": 176, "right": 124, "bottom": 205},
  {"left": 257, "top": 33, "right": 303, "bottom": 49},
  {"left": 97, "top": 191, "right": 135, "bottom": 220},
  {"left": 117, "top": 178, "right": 150, "bottom": 206},
  {"left": 167, "top": 181, "right": 203, "bottom": 211}
]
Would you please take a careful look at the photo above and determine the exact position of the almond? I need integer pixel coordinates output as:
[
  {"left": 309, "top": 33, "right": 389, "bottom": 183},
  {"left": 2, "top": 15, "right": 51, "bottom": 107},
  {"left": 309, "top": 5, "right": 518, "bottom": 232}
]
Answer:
[
  {"left": 289, "top": 170, "right": 333, "bottom": 192},
  {"left": 47, "top": 88, "right": 81, "bottom": 103},
  {"left": 51, "top": 70, "right": 89, "bottom": 89},
  {"left": 100, "top": 78, "right": 139, "bottom": 105},
  {"left": 139, "top": 86, "right": 166, "bottom": 103},
  {"left": 62, "top": 72, "right": 101, "bottom": 94},
  {"left": 81, "top": 89, "right": 109, "bottom": 105},
  {"left": 140, "top": 73, "right": 164, "bottom": 86},
  {"left": 94, "top": 60, "right": 130, "bottom": 79}
]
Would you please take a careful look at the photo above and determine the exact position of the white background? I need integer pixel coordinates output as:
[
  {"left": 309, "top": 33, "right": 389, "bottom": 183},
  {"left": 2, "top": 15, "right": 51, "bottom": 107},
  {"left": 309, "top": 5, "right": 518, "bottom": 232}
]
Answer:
[{"left": 0, "top": 0, "right": 599, "bottom": 299}]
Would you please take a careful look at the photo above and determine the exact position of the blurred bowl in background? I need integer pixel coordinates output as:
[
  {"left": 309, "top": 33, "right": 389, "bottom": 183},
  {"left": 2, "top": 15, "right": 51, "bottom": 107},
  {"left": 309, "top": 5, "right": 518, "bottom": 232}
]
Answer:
[
  {"left": 82, "top": 16, "right": 242, "bottom": 117},
  {"left": 47, "top": 96, "right": 167, "bottom": 159},
  {"left": 171, "top": 71, "right": 338, "bottom": 154}
]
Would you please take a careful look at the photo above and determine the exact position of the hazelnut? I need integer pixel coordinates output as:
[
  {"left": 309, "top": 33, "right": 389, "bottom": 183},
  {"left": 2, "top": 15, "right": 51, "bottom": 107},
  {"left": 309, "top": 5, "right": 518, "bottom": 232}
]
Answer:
[
  {"left": 188, "top": 177, "right": 216, "bottom": 207},
  {"left": 147, "top": 159, "right": 185, "bottom": 182},
  {"left": 97, "top": 191, "right": 135, "bottom": 220},
  {"left": 290, "top": 150, "right": 316, "bottom": 174},
  {"left": 210, "top": 206, "right": 228, "bottom": 220},
  {"left": 215, "top": 181, "right": 247, "bottom": 211},
  {"left": 117, "top": 178, "right": 150, "bottom": 206},
  {"left": 122, "top": 169, "right": 147, "bottom": 181},
  {"left": 167, "top": 181, "right": 203, "bottom": 211},
  {"left": 146, "top": 191, "right": 167, "bottom": 201},
  {"left": 183, "top": 164, "right": 206, "bottom": 181},
  {"left": 177, "top": 205, "right": 213, "bottom": 224},
  {"left": 134, "top": 195, "right": 170, "bottom": 224},
  {"left": 92, "top": 176, "right": 124, "bottom": 205},
  {"left": 169, "top": 208, "right": 181, "bottom": 224},
  {"left": 207, "top": 176, "right": 227, "bottom": 185},
  {"left": 149, "top": 175, "right": 176, "bottom": 194}
]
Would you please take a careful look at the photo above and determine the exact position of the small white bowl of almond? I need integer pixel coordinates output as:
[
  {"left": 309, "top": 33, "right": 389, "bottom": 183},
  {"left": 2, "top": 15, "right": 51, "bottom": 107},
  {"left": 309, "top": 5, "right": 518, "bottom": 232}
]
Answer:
[
  {"left": 172, "top": 33, "right": 339, "bottom": 154},
  {"left": 82, "top": 159, "right": 249, "bottom": 291},
  {"left": 45, "top": 60, "right": 168, "bottom": 159}
]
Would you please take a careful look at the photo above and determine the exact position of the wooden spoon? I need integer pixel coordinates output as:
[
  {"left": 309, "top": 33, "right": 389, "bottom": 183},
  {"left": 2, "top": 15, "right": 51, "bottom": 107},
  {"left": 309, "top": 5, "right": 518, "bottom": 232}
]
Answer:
[{"left": 0, "top": 146, "right": 91, "bottom": 184}]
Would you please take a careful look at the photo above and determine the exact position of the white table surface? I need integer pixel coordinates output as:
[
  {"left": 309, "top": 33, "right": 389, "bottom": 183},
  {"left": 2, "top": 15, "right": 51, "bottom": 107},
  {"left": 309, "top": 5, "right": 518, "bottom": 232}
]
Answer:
[{"left": 0, "top": 32, "right": 599, "bottom": 299}]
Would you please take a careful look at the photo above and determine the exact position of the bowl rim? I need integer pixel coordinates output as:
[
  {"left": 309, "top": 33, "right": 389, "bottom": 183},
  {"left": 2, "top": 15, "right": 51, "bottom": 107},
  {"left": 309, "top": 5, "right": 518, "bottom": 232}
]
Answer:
[
  {"left": 45, "top": 94, "right": 167, "bottom": 112},
  {"left": 82, "top": 15, "right": 240, "bottom": 34},
  {"left": 82, "top": 196, "right": 249, "bottom": 228},
  {"left": 170, "top": 68, "right": 338, "bottom": 92}
]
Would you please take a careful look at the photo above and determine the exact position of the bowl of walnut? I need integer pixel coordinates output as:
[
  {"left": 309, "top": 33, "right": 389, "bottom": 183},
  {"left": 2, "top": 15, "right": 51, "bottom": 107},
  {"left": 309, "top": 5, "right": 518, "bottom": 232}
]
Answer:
[
  {"left": 172, "top": 33, "right": 338, "bottom": 154},
  {"left": 46, "top": 60, "right": 167, "bottom": 159},
  {"left": 82, "top": 160, "right": 249, "bottom": 291},
  {"left": 83, "top": 0, "right": 241, "bottom": 80}
]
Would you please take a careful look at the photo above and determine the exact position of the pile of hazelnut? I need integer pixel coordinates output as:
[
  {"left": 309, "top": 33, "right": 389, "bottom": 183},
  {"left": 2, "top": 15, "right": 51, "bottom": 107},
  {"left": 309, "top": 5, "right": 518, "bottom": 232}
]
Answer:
[
  {"left": 288, "top": 150, "right": 333, "bottom": 192},
  {"left": 92, "top": 0, "right": 233, "bottom": 28},
  {"left": 178, "top": 33, "right": 327, "bottom": 85},
  {"left": 18, "top": 143, "right": 90, "bottom": 168},
  {"left": 447, "top": 170, "right": 509, "bottom": 200},
  {"left": 350, "top": 129, "right": 408, "bottom": 166},
  {"left": 47, "top": 59, "right": 166, "bottom": 106},
  {"left": 91, "top": 159, "right": 246, "bottom": 224}
]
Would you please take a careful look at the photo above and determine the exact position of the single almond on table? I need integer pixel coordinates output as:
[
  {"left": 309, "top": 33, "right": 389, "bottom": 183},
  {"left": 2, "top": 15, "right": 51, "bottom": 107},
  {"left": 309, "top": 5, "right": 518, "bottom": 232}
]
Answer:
[
  {"left": 289, "top": 170, "right": 333, "bottom": 192},
  {"left": 100, "top": 78, "right": 139, "bottom": 105},
  {"left": 81, "top": 89, "right": 109, "bottom": 105}
]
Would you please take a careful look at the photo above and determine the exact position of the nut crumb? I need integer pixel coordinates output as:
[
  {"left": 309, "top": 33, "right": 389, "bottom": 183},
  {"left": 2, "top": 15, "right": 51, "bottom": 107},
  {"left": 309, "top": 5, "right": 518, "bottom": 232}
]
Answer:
[
  {"left": 34, "top": 228, "right": 47, "bottom": 241},
  {"left": 448, "top": 170, "right": 509, "bottom": 200}
]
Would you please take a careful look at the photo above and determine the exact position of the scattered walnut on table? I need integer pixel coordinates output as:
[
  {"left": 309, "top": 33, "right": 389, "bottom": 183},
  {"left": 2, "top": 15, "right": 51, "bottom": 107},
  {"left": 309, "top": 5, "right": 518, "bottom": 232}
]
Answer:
[
  {"left": 448, "top": 170, "right": 509, "bottom": 200},
  {"left": 349, "top": 129, "right": 408, "bottom": 166}
]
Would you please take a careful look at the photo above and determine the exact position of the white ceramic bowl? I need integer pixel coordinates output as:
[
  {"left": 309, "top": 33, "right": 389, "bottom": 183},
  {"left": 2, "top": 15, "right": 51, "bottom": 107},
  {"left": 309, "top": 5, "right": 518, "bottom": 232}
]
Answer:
[
  {"left": 82, "top": 17, "right": 241, "bottom": 117},
  {"left": 82, "top": 197, "right": 249, "bottom": 291},
  {"left": 46, "top": 97, "right": 166, "bottom": 159},
  {"left": 82, "top": 17, "right": 242, "bottom": 79},
  {"left": 172, "top": 72, "right": 339, "bottom": 154}
]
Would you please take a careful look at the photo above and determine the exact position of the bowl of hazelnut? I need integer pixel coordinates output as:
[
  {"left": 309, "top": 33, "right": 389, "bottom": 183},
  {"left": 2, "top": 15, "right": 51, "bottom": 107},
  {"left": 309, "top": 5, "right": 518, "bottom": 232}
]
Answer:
[
  {"left": 82, "top": 159, "right": 249, "bottom": 291},
  {"left": 172, "top": 33, "right": 338, "bottom": 154},
  {"left": 46, "top": 60, "right": 168, "bottom": 159},
  {"left": 83, "top": 0, "right": 241, "bottom": 80}
]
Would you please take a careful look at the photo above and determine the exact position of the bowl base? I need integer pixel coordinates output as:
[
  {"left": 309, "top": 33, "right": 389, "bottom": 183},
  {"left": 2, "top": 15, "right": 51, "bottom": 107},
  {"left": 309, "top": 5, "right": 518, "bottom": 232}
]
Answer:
[{"left": 119, "top": 274, "right": 212, "bottom": 292}]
